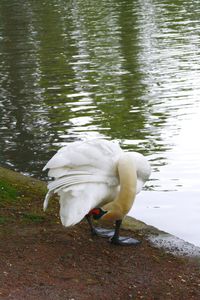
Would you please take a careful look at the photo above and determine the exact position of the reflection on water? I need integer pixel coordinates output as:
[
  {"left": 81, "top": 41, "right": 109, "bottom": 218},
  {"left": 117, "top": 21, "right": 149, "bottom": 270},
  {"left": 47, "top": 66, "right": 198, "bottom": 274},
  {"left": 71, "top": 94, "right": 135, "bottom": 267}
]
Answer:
[{"left": 0, "top": 0, "right": 200, "bottom": 245}]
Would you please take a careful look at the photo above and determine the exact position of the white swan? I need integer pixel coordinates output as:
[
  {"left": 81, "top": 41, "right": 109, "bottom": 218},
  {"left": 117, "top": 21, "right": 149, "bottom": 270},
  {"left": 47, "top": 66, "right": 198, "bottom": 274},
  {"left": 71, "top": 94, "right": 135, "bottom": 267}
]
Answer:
[{"left": 43, "top": 139, "right": 151, "bottom": 245}]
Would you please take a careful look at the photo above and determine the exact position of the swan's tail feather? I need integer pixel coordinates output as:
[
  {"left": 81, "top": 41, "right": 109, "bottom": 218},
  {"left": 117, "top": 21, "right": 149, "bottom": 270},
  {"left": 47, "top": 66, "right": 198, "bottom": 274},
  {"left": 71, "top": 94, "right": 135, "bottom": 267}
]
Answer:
[
  {"left": 47, "top": 174, "right": 118, "bottom": 193},
  {"left": 48, "top": 169, "right": 90, "bottom": 179},
  {"left": 43, "top": 191, "right": 53, "bottom": 211}
]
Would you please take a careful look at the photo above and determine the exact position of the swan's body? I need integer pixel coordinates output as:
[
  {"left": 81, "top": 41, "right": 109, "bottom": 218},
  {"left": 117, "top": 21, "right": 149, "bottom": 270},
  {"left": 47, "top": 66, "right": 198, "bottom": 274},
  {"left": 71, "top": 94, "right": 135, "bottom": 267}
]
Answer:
[{"left": 43, "top": 139, "right": 151, "bottom": 245}]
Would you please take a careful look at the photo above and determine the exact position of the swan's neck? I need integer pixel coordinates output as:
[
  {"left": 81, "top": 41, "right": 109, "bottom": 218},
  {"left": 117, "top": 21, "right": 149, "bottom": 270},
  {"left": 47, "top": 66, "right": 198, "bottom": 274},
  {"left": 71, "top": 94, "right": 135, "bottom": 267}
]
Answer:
[{"left": 102, "top": 153, "right": 137, "bottom": 221}]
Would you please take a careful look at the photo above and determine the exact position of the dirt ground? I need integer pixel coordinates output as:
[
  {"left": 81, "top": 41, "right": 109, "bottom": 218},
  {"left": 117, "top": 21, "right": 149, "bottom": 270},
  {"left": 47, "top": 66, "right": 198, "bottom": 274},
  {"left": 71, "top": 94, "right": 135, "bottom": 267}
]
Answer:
[{"left": 0, "top": 167, "right": 200, "bottom": 300}]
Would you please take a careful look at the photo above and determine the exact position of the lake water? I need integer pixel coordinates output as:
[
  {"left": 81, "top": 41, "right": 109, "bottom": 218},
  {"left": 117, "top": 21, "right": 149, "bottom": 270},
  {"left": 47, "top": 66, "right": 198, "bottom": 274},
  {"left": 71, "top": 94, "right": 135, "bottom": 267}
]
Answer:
[{"left": 0, "top": 0, "right": 200, "bottom": 246}]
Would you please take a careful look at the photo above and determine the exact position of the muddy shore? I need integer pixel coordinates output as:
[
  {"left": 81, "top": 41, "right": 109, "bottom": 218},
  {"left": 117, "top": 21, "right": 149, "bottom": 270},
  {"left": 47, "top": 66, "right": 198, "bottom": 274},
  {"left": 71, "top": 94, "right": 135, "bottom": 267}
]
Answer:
[{"left": 0, "top": 166, "right": 200, "bottom": 299}]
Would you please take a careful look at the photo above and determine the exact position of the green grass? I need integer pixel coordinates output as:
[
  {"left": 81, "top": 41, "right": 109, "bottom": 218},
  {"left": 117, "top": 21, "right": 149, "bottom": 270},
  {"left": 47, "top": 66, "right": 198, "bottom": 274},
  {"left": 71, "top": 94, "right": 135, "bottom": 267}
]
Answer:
[
  {"left": 0, "top": 216, "right": 10, "bottom": 224},
  {"left": 0, "top": 169, "right": 52, "bottom": 224},
  {"left": 0, "top": 180, "right": 18, "bottom": 202},
  {"left": 21, "top": 213, "right": 45, "bottom": 223}
]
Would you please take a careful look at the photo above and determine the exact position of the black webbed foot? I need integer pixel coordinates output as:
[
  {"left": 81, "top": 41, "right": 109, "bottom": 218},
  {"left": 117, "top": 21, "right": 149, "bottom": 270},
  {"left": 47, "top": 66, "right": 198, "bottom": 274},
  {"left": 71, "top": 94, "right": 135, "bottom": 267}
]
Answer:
[
  {"left": 93, "top": 227, "right": 115, "bottom": 238},
  {"left": 109, "top": 219, "right": 141, "bottom": 246},
  {"left": 86, "top": 215, "right": 141, "bottom": 246}
]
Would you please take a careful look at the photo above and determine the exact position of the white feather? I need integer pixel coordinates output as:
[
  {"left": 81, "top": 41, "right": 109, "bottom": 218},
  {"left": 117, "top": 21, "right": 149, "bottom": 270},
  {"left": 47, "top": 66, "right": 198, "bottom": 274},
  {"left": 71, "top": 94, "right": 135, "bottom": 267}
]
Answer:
[
  {"left": 43, "top": 191, "right": 53, "bottom": 211},
  {"left": 43, "top": 139, "right": 151, "bottom": 227}
]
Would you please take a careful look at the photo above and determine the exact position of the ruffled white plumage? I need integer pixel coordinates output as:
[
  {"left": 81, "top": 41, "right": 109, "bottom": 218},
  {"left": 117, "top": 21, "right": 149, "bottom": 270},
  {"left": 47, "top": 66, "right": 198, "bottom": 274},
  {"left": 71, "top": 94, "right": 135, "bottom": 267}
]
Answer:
[{"left": 43, "top": 139, "right": 151, "bottom": 227}]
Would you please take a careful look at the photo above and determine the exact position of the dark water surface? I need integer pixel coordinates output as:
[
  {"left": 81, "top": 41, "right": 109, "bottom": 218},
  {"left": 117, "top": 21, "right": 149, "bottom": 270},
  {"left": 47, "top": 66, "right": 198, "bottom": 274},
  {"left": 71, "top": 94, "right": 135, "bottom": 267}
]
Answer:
[{"left": 0, "top": 0, "right": 200, "bottom": 245}]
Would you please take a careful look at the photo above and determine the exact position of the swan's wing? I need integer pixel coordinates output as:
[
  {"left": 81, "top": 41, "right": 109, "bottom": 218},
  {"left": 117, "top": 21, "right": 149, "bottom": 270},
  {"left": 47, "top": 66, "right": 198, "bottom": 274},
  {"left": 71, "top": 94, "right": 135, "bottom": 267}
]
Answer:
[
  {"left": 43, "top": 139, "right": 122, "bottom": 176},
  {"left": 43, "top": 139, "right": 122, "bottom": 213},
  {"left": 43, "top": 174, "right": 118, "bottom": 211}
]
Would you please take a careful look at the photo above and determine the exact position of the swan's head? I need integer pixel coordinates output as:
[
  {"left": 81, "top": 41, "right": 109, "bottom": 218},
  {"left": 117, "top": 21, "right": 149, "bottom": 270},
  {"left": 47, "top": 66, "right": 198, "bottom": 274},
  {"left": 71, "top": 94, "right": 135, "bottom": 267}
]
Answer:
[
  {"left": 89, "top": 208, "right": 108, "bottom": 220},
  {"left": 89, "top": 206, "right": 124, "bottom": 221}
]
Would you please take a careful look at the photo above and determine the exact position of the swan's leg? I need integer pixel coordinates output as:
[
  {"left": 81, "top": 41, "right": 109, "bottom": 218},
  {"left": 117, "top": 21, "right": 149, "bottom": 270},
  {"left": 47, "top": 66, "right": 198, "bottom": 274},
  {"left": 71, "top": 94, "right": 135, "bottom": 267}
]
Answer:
[
  {"left": 110, "top": 220, "right": 140, "bottom": 246},
  {"left": 85, "top": 215, "right": 115, "bottom": 238},
  {"left": 85, "top": 214, "right": 97, "bottom": 236}
]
